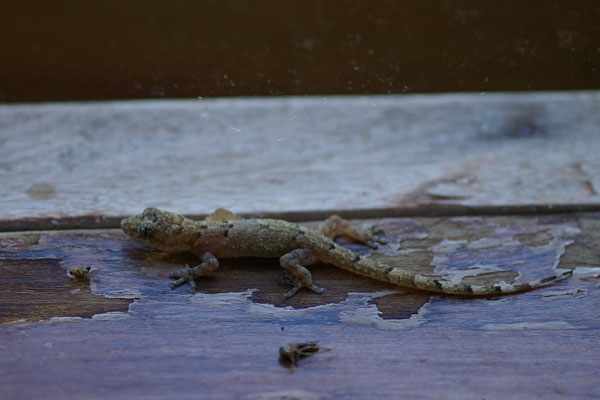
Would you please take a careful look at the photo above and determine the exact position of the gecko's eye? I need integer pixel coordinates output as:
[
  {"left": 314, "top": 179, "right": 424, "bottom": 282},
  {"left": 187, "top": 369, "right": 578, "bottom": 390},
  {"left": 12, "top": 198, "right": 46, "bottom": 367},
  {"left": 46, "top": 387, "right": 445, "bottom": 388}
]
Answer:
[
  {"left": 138, "top": 222, "right": 156, "bottom": 239},
  {"left": 137, "top": 208, "right": 162, "bottom": 239},
  {"left": 142, "top": 207, "right": 161, "bottom": 219}
]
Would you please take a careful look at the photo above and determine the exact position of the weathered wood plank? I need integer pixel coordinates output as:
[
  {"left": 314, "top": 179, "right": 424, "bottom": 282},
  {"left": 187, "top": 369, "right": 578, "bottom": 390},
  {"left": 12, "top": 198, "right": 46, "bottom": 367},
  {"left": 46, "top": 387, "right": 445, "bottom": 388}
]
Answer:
[
  {"left": 1, "top": 92, "right": 599, "bottom": 229},
  {"left": 1, "top": 214, "right": 598, "bottom": 399}
]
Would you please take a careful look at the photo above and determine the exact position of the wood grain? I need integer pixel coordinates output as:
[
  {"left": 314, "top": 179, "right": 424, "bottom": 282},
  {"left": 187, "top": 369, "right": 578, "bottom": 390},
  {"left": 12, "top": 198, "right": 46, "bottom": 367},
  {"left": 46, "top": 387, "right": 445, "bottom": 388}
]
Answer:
[
  {"left": 1, "top": 92, "right": 600, "bottom": 229},
  {"left": 0, "top": 258, "right": 132, "bottom": 324},
  {"left": 1, "top": 214, "right": 598, "bottom": 399}
]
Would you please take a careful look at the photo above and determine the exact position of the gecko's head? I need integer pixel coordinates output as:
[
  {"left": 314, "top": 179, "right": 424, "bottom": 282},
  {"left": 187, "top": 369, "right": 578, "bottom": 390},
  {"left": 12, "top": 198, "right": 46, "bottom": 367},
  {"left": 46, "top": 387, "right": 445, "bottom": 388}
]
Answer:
[{"left": 121, "top": 207, "right": 190, "bottom": 252}]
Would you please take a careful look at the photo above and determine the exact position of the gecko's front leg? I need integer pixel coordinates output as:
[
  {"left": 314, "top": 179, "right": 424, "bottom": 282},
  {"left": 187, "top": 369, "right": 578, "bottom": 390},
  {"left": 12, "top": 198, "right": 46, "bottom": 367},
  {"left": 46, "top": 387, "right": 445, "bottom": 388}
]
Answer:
[{"left": 169, "top": 252, "right": 219, "bottom": 291}]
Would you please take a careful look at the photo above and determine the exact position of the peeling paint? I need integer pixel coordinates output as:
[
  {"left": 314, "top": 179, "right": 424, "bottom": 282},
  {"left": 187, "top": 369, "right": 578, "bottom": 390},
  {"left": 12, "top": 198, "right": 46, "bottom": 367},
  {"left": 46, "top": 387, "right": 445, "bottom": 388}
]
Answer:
[
  {"left": 249, "top": 298, "right": 340, "bottom": 318},
  {"left": 339, "top": 300, "right": 431, "bottom": 331},
  {"left": 467, "top": 237, "right": 519, "bottom": 249},
  {"left": 7, "top": 311, "right": 131, "bottom": 326},
  {"left": 47, "top": 316, "right": 85, "bottom": 324},
  {"left": 191, "top": 289, "right": 257, "bottom": 306},
  {"left": 429, "top": 239, "right": 467, "bottom": 253},
  {"left": 396, "top": 248, "right": 427, "bottom": 255},
  {"left": 247, "top": 290, "right": 432, "bottom": 330},
  {"left": 91, "top": 311, "right": 131, "bottom": 321},
  {"left": 427, "top": 220, "right": 580, "bottom": 285},
  {"left": 91, "top": 283, "right": 144, "bottom": 300}
]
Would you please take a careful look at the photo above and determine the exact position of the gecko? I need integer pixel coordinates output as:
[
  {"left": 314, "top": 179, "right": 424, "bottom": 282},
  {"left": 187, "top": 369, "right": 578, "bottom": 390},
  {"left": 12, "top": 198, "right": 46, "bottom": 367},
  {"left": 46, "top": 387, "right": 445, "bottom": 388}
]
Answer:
[{"left": 121, "top": 207, "right": 572, "bottom": 298}]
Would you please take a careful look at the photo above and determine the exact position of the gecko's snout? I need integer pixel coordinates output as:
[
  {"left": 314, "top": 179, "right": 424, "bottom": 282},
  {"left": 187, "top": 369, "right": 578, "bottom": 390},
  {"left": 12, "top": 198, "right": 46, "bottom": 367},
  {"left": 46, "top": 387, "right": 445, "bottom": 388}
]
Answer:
[
  {"left": 121, "top": 215, "right": 142, "bottom": 238},
  {"left": 122, "top": 208, "right": 181, "bottom": 245},
  {"left": 121, "top": 212, "right": 160, "bottom": 240},
  {"left": 121, "top": 217, "right": 132, "bottom": 234}
]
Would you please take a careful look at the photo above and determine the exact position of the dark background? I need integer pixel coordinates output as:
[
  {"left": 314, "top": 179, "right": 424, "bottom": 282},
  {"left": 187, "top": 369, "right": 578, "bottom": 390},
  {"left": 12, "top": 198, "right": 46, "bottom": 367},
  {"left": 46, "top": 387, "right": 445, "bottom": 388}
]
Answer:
[{"left": 1, "top": 0, "right": 598, "bottom": 102}]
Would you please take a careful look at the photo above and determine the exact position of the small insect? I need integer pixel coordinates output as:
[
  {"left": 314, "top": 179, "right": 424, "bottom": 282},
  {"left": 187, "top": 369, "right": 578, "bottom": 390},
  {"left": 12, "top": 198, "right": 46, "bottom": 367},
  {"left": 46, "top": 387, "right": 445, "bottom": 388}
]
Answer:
[
  {"left": 279, "top": 342, "right": 321, "bottom": 366},
  {"left": 68, "top": 264, "right": 92, "bottom": 279}
]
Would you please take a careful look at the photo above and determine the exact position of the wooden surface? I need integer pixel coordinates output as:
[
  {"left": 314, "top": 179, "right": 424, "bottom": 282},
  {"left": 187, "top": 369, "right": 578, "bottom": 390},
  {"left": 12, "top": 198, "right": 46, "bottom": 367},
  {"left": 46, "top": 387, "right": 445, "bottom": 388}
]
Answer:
[
  {"left": 1, "top": 214, "right": 599, "bottom": 399},
  {"left": 1, "top": 92, "right": 600, "bottom": 230},
  {"left": 1, "top": 93, "right": 600, "bottom": 399}
]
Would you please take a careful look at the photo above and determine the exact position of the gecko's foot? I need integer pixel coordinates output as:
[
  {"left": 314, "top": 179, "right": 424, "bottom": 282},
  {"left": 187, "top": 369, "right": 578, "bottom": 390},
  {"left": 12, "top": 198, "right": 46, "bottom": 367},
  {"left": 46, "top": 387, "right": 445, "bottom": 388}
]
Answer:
[
  {"left": 169, "top": 265, "right": 197, "bottom": 291},
  {"left": 360, "top": 224, "right": 387, "bottom": 249},
  {"left": 284, "top": 283, "right": 326, "bottom": 299},
  {"left": 281, "top": 272, "right": 326, "bottom": 298},
  {"left": 168, "top": 253, "right": 219, "bottom": 292}
]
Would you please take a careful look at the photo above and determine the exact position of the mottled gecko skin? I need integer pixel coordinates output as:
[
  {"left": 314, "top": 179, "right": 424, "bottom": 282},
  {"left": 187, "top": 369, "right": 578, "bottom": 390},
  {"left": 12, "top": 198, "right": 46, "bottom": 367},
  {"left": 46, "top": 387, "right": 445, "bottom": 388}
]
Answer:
[{"left": 121, "top": 208, "right": 572, "bottom": 298}]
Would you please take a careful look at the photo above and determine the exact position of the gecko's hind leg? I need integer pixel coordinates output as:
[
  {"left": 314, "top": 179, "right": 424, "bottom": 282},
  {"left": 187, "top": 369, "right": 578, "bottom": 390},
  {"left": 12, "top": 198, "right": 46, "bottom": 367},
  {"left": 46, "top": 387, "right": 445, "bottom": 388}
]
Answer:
[
  {"left": 319, "top": 215, "right": 386, "bottom": 248},
  {"left": 203, "top": 208, "right": 243, "bottom": 222},
  {"left": 169, "top": 252, "right": 219, "bottom": 291},
  {"left": 279, "top": 249, "right": 325, "bottom": 298}
]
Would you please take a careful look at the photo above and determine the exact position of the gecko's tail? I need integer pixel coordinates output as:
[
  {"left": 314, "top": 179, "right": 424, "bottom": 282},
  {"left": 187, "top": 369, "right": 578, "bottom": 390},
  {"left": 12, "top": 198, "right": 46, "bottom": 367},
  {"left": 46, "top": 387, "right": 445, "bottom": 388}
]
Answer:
[
  {"left": 317, "top": 239, "right": 573, "bottom": 296},
  {"left": 389, "top": 268, "right": 573, "bottom": 296}
]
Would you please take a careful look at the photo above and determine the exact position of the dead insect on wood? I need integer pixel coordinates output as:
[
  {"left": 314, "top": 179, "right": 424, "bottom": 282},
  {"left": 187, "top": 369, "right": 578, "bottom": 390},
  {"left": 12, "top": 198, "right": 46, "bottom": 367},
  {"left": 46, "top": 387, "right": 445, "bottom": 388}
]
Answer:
[
  {"left": 68, "top": 264, "right": 92, "bottom": 279},
  {"left": 279, "top": 342, "right": 321, "bottom": 366}
]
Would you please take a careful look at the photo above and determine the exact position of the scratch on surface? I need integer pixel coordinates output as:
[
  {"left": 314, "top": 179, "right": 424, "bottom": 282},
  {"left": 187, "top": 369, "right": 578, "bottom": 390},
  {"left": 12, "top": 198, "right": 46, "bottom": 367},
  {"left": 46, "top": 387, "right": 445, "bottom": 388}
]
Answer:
[
  {"left": 582, "top": 180, "right": 598, "bottom": 196},
  {"left": 243, "top": 389, "right": 326, "bottom": 400},
  {"left": 572, "top": 162, "right": 599, "bottom": 196},
  {"left": 541, "top": 288, "right": 587, "bottom": 301},
  {"left": 572, "top": 267, "right": 600, "bottom": 282},
  {"left": 397, "top": 170, "right": 481, "bottom": 207},
  {"left": 481, "top": 321, "right": 584, "bottom": 331}
]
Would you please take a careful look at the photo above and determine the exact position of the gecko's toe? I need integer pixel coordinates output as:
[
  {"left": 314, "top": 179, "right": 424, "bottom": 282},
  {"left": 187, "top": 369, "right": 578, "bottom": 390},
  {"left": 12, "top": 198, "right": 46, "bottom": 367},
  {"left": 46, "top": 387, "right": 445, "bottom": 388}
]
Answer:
[
  {"left": 169, "top": 264, "right": 192, "bottom": 279},
  {"left": 361, "top": 225, "right": 387, "bottom": 248},
  {"left": 366, "top": 240, "right": 380, "bottom": 249},
  {"left": 309, "top": 284, "right": 326, "bottom": 294},
  {"left": 366, "top": 237, "right": 387, "bottom": 249},
  {"left": 170, "top": 277, "right": 187, "bottom": 289},
  {"left": 169, "top": 265, "right": 195, "bottom": 289},
  {"left": 283, "top": 283, "right": 326, "bottom": 298},
  {"left": 283, "top": 285, "right": 302, "bottom": 299}
]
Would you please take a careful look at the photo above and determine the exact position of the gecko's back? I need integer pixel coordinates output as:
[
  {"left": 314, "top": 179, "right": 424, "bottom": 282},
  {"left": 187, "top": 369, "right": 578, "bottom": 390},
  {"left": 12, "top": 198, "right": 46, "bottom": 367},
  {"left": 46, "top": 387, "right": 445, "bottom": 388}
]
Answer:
[{"left": 190, "top": 218, "right": 323, "bottom": 258}]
